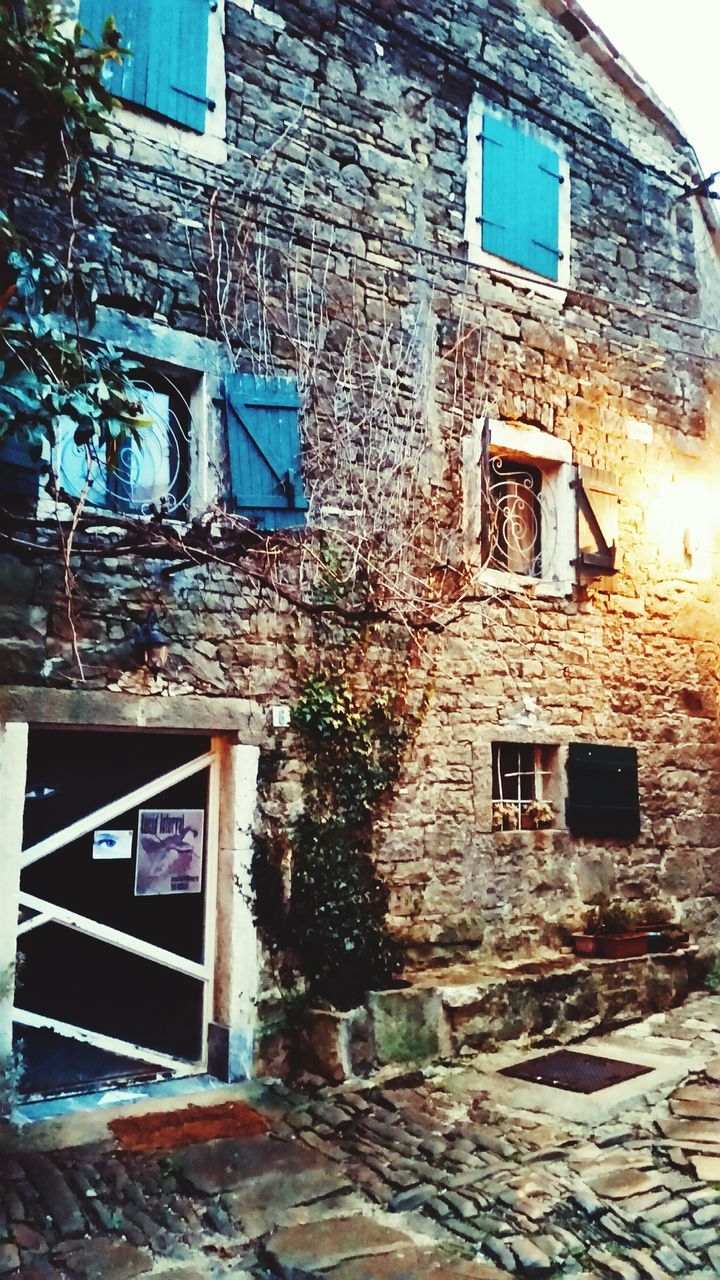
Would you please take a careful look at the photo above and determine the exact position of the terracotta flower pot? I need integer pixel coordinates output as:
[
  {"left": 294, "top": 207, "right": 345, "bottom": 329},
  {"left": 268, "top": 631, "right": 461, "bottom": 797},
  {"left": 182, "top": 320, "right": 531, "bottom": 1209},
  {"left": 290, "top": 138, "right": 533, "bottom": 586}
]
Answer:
[
  {"left": 572, "top": 933, "right": 599, "bottom": 957},
  {"left": 598, "top": 931, "right": 649, "bottom": 960}
]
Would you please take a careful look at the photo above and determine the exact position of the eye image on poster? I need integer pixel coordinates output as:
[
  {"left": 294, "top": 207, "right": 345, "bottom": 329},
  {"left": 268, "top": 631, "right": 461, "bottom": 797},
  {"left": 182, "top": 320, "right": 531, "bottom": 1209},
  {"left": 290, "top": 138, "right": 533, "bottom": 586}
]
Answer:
[
  {"left": 92, "top": 829, "right": 133, "bottom": 861},
  {"left": 135, "top": 809, "right": 204, "bottom": 897}
]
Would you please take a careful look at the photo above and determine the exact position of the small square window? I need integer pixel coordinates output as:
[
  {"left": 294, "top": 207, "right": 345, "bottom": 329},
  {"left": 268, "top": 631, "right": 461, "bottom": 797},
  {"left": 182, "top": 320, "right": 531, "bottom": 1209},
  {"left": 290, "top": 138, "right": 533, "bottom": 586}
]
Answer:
[{"left": 492, "top": 742, "right": 559, "bottom": 832}]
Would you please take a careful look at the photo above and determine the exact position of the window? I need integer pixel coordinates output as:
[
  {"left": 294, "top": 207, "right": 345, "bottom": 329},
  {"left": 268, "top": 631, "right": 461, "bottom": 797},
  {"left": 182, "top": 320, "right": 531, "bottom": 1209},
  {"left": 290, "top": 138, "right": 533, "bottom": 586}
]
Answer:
[
  {"left": 566, "top": 744, "right": 640, "bottom": 840},
  {"left": 464, "top": 420, "right": 617, "bottom": 592},
  {"left": 480, "top": 420, "right": 576, "bottom": 592},
  {"left": 226, "top": 373, "right": 308, "bottom": 530},
  {"left": 57, "top": 371, "right": 192, "bottom": 517},
  {"left": 488, "top": 457, "right": 542, "bottom": 577},
  {"left": 465, "top": 99, "right": 570, "bottom": 285},
  {"left": 492, "top": 742, "right": 559, "bottom": 832},
  {"left": 78, "top": 0, "right": 217, "bottom": 134}
]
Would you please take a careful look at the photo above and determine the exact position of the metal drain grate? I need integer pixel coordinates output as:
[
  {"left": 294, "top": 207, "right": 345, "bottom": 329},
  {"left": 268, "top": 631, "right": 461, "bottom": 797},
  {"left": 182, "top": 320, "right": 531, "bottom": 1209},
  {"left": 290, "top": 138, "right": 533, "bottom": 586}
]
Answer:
[{"left": 500, "top": 1049, "right": 653, "bottom": 1094}]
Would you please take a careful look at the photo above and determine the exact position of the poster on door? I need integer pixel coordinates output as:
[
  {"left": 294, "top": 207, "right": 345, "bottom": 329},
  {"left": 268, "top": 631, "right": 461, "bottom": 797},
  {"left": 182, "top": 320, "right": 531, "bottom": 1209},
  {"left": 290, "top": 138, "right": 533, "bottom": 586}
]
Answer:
[{"left": 135, "top": 809, "right": 204, "bottom": 897}]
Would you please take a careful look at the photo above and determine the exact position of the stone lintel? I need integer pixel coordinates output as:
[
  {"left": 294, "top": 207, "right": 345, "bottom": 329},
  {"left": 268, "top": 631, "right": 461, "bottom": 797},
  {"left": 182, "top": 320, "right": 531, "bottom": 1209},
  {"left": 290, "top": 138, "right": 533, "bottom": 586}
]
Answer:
[{"left": 0, "top": 686, "right": 266, "bottom": 740}]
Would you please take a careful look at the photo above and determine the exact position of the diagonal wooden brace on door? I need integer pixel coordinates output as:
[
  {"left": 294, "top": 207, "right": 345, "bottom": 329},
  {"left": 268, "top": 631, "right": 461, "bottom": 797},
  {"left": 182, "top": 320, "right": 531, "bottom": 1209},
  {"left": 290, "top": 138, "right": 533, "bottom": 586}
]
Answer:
[
  {"left": 13, "top": 1008, "right": 192, "bottom": 1073},
  {"left": 17, "top": 890, "right": 207, "bottom": 981}
]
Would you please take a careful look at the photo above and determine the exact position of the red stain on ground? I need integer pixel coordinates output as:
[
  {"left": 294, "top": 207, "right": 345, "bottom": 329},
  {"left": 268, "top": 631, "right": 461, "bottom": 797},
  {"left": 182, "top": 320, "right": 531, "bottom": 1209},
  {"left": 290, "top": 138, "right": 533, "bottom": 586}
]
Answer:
[{"left": 109, "top": 1100, "right": 270, "bottom": 1152}]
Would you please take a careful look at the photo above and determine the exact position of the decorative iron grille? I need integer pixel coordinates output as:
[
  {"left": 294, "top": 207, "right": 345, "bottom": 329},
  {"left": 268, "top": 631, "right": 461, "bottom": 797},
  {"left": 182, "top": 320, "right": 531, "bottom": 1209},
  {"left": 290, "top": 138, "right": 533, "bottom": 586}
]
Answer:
[
  {"left": 488, "top": 456, "right": 542, "bottom": 576},
  {"left": 56, "top": 376, "right": 192, "bottom": 517}
]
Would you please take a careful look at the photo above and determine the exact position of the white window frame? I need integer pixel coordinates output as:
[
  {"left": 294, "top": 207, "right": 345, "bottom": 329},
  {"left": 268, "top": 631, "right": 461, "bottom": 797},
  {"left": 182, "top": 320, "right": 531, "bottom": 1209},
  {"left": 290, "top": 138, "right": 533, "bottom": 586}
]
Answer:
[
  {"left": 481, "top": 420, "right": 577, "bottom": 598},
  {"left": 67, "top": 1, "right": 227, "bottom": 165},
  {"left": 465, "top": 96, "right": 571, "bottom": 294},
  {"left": 491, "top": 741, "right": 562, "bottom": 832}
]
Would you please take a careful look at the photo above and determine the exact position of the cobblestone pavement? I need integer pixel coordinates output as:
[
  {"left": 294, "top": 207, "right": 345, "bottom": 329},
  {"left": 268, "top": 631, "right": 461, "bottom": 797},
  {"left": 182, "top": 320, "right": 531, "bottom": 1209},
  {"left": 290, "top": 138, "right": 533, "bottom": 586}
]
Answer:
[{"left": 1, "top": 993, "right": 720, "bottom": 1279}]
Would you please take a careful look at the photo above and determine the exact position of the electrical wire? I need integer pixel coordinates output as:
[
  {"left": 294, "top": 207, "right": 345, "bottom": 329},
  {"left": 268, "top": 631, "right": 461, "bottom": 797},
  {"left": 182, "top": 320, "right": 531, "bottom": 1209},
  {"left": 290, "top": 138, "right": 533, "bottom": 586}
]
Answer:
[{"left": 84, "top": 149, "right": 720, "bottom": 361}]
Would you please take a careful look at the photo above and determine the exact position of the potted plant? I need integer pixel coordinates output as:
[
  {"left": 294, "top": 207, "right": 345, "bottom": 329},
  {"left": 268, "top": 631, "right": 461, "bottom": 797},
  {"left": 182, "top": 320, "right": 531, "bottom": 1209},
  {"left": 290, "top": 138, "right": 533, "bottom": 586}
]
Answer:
[
  {"left": 572, "top": 900, "right": 647, "bottom": 959},
  {"left": 492, "top": 801, "right": 519, "bottom": 831},
  {"left": 525, "top": 799, "right": 555, "bottom": 830},
  {"left": 642, "top": 903, "right": 689, "bottom": 954}
]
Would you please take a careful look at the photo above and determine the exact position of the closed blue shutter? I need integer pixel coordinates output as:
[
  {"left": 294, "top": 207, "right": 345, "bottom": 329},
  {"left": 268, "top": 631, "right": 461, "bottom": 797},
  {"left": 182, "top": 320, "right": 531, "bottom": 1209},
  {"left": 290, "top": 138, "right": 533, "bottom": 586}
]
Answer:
[
  {"left": 481, "top": 114, "right": 563, "bottom": 280},
  {"left": 226, "top": 374, "right": 308, "bottom": 530},
  {"left": 79, "top": 0, "right": 210, "bottom": 132}
]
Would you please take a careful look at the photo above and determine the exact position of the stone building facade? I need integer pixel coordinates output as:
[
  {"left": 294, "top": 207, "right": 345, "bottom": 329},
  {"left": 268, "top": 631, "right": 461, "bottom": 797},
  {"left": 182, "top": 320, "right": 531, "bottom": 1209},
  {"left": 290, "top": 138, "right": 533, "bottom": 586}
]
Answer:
[{"left": 1, "top": 0, "right": 719, "bottom": 1088}]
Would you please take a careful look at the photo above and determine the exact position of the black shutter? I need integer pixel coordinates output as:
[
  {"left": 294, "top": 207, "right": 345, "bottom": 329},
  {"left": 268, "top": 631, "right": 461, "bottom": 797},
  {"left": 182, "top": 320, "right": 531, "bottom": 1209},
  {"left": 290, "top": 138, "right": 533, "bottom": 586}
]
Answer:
[
  {"left": 0, "top": 438, "right": 41, "bottom": 499},
  {"left": 566, "top": 743, "right": 640, "bottom": 840}
]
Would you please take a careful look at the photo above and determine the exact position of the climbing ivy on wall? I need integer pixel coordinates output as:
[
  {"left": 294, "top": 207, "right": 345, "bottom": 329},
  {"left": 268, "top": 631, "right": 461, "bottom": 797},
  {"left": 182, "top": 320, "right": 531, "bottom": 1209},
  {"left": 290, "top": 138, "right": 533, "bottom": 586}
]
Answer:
[
  {"left": 0, "top": 1, "right": 149, "bottom": 477},
  {"left": 285, "top": 670, "right": 411, "bottom": 1009}
]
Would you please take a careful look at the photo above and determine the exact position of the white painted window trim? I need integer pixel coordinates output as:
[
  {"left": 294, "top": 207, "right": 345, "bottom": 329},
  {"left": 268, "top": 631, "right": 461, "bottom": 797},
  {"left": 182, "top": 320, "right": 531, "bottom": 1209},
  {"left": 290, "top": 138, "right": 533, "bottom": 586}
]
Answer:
[
  {"left": 67, "top": 1, "right": 227, "bottom": 166},
  {"left": 481, "top": 419, "right": 577, "bottom": 598},
  {"left": 465, "top": 95, "right": 571, "bottom": 298}
]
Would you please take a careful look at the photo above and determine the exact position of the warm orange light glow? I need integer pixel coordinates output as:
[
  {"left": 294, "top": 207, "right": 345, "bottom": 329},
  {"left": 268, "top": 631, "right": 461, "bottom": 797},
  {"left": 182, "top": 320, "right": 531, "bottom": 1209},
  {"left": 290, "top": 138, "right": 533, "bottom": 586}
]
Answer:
[{"left": 643, "top": 465, "right": 720, "bottom": 580}]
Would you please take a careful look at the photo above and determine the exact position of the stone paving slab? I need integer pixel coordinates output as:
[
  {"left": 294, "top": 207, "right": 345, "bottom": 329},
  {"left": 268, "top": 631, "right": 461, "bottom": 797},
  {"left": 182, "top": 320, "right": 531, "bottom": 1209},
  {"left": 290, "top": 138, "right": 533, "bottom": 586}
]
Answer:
[
  {"left": 3, "top": 994, "right": 720, "bottom": 1279},
  {"left": 177, "top": 1134, "right": 346, "bottom": 1196},
  {"left": 690, "top": 1154, "right": 720, "bottom": 1180},
  {"left": 261, "top": 1215, "right": 415, "bottom": 1277},
  {"left": 52, "top": 1237, "right": 154, "bottom": 1279},
  {"left": 659, "top": 1118, "right": 720, "bottom": 1145},
  {"left": 326, "top": 1248, "right": 509, "bottom": 1279}
]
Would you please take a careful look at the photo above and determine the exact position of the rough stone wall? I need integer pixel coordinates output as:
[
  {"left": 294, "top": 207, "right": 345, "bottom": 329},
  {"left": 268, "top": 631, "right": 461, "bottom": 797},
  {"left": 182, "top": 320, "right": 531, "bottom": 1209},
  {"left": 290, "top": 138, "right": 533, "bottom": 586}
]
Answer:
[{"left": 1, "top": 0, "right": 720, "bottom": 967}]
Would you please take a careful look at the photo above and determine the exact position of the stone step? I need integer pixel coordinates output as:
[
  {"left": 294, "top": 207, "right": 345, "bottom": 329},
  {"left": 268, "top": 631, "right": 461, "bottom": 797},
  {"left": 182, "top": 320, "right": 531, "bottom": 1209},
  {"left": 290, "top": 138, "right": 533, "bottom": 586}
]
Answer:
[
  {"left": 301, "top": 954, "right": 693, "bottom": 1080},
  {"left": 670, "top": 1098, "right": 720, "bottom": 1122}
]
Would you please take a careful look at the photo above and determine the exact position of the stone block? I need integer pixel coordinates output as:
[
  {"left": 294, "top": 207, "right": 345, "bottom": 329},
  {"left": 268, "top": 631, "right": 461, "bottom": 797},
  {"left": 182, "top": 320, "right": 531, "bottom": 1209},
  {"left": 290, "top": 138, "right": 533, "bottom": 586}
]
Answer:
[
  {"left": 370, "top": 987, "right": 450, "bottom": 1066},
  {"left": 298, "top": 1007, "right": 356, "bottom": 1082}
]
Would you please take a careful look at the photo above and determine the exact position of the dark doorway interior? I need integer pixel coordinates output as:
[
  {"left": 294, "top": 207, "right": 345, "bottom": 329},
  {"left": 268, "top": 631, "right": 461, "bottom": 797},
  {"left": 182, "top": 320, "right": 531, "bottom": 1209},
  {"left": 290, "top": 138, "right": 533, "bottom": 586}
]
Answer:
[{"left": 16, "top": 730, "right": 212, "bottom": 1097}]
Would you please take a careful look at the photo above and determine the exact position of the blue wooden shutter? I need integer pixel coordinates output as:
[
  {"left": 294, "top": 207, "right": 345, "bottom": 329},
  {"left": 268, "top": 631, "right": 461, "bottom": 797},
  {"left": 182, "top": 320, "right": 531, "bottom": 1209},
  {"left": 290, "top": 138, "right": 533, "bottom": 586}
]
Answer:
[
  {"left": 226, "top": 374, "right": 308, "bottom": 530},
  {"left": 79, "top": 0, "right": 211, "bottom": 132},
  {"left": 481, "top": 114, "right": 563, "bottom": 280},
  {"left": 0, "top": 438, "right": 41, "bottom": 498}
]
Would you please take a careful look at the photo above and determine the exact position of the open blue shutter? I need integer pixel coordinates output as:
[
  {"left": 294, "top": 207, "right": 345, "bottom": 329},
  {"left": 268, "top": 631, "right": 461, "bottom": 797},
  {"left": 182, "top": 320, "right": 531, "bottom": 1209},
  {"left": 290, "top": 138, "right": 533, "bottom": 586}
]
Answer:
[
  {"left": 79, "top": 0, "right": 210, "bottom": 132},
  {"left": 226, "top": 374, "right": 308, "bottom": 530},
  {"left": 481, "top": 114, "right": 562, "bottom": 280}
]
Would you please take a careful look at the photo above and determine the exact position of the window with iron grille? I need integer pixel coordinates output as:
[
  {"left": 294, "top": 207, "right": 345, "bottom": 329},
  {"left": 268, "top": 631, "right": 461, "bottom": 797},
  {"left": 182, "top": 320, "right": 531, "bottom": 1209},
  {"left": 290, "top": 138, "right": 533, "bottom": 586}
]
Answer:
[
  {"left": 467, "top": 420, "right": 617, "bottom": 593},
  {"left": 488, "top": 457, "right": 543, "bottom": 577},
  {"left": 56, "top": 370, "right": 193, "bottom": 518},
  {"left": 492, "top": 742, "right": 559, "bottom": 832}
]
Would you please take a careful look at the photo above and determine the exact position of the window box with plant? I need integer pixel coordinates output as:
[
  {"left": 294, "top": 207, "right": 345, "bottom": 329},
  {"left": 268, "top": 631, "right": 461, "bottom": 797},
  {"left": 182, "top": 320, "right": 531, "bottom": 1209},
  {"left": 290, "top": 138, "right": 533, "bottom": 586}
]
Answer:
[{"left": 570, "top": 900, "right": 689, "bottom": 959}]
